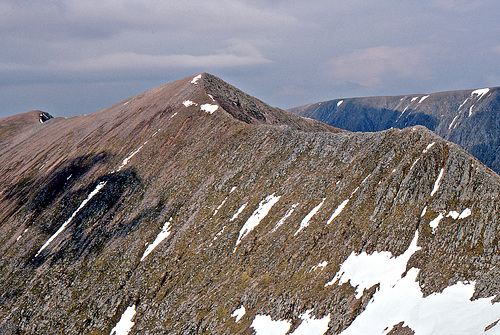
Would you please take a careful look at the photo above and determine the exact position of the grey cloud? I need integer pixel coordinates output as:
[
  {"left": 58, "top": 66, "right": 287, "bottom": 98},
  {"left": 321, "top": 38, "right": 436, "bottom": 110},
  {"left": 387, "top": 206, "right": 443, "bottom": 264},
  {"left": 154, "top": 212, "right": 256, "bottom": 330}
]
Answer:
[{"left": 1, "top": 0, "right": 500, "bottom": 118}]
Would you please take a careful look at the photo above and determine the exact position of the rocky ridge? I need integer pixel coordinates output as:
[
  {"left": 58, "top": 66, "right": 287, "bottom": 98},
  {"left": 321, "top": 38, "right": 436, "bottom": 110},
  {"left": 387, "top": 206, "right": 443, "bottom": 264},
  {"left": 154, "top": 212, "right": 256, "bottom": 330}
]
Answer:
[
  {"left": 289, "top": 87, "right": 500, "bottom": 174},
  {"left": 1, "top": 74, "right": 500, "bottom": 334}
]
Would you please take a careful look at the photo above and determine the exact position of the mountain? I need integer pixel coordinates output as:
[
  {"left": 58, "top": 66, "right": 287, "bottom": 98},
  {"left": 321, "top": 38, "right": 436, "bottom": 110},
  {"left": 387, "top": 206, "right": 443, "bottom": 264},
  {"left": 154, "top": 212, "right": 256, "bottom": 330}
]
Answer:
[
  {"left": 2, "top": 74, "right": 500, "bottom": 334},
  {"left": 289, "top": 87, "right": 500, "bottom": 174}
]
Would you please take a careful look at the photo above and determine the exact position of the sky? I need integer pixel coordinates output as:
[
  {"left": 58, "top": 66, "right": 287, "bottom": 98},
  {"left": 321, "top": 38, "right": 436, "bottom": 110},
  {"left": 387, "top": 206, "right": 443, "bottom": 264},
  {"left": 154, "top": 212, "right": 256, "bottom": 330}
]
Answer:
[{"left": 1, "top": 0, "right": 500, "bottom": 119}]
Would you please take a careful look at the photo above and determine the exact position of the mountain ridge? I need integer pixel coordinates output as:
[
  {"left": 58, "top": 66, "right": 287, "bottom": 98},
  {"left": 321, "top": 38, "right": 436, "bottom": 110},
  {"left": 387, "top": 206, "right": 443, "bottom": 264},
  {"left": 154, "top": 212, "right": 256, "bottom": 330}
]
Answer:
[
  {"left": 1, "top": 74, "right": 500, "bottom": 334},
  {"left": 289, "top": 85, "right": 500, "bottom": 174}
]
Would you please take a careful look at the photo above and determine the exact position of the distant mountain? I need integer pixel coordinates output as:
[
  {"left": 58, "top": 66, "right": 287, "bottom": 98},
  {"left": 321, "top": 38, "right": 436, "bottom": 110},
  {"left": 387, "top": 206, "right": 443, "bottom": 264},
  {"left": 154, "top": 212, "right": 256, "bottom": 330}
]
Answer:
[
  {"left": 1, "top": 74, "right": 500, "bottom": 334},
  {"left": 289, "top": 87, "right": 500, "bottom": 174}
]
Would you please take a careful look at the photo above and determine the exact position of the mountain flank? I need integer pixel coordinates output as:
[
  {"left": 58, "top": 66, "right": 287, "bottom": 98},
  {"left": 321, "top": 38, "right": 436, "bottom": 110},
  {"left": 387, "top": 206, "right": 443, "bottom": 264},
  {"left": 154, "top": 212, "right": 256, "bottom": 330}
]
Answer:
[
  {"left": 290, "top": 87, "right": 500, "bottom": 174},
  {"left": 1, "top": 74, "right": 500, "bottom": 334}
]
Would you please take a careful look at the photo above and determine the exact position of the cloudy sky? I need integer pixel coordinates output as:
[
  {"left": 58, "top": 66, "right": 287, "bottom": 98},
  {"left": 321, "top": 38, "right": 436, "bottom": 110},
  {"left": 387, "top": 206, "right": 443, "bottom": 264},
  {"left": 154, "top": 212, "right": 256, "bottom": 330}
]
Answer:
[{"left": 1, "top": 0, "right": 500, "bottom": 118}]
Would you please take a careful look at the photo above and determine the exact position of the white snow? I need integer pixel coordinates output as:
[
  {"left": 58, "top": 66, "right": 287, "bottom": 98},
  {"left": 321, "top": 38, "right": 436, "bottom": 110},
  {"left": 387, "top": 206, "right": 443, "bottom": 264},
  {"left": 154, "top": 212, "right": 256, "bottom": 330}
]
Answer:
[
  {"left": 36, "top": 181, "right": 107, "bottom": 257},
  {"left": 231, "top": 306, "right": 246, "bottom": 323},
  {"left": 422, "top": 142, "right": 435, "bottom": 153},
  {"left": 457, "top": 97, "right": 469, "bottom": 111},
  {"left": 430, "top": 168, "right": 444, "bottom": 197},
  {"left": 420, "top": 206, "right": 427, "bottom": 217},
  {"left": 251, "top": 315, "right": 291, "bottom": 335},
  {"left": 191, "top": 74, "right": 202, "bottom": 84},
  {"left": 411, "top": 97, "right": 419, "bottom": 102},
  {"left": 169, "top": 112, "right": 177, "bottom": 119},
  {"left": 429, "top": 213, "right": 444, "bottom": 233},
  {"left": 271, "top": 203, "right": 299, "bottom": 232},
  {"left": 294, "top": 198, "right": 326, "bottom": 236},
  {"left": 410, "top": 157, "right": 421, "bottom": 171},
  {"left": 208, "top": 94, "right": 215, "bottom": 101},
  {"left": 311, "top": 261, "right": 328, "bottom": 272},
  {"left": 140, "top": 218, "right": 172, "bottom": 261},
  {"left": 234, "top": 194, "right": 281, "bottom": 251},
  {"left": 418, "top": 95, "right": 429, "bottom": 103},
  {"left": 16, "top": 228, "right": 29, "bottom": 241},
  {"left": 472, "top": 88, "right": 490, "bottom": 99},
  {"left": 447, "top": 211, "right": 460, "bottom": 220},
  {"left": 183, "top": 100, "right": 196, "bottom": 107},
  {"left": 251, "top": 310, "right": 330, "bottom": 335},
  {"left": 213, "top": 187, "right": 237, "bottom": 217},
  {"left": 326, "top": 230, "right": 420, "bottom": 297},
  {"left": 329, "top": 227, "right": 500, "bottom": 335},
  {"left": 290, "top": 310, "right": 330, "bottom": 335},
  {"left": 200, "top": 103, "right": 218, "bottom": 114},
  {"left": 327, "top": 199, "right": 349, "bottom": 224},
  {"left": 448, "top": 114, "right": 460, "bottom": 129},
  {"left": 117, "top": 144, "right": 146, "bottom": 172},
  {"left": 110, "top": 305, "right": 136, "bottom": 335},
  {"left": 458, "top": 208, "right": 471, "bottom": 219},
  {"left": 337, "top": 100, "right": 344, "bottom": 107},
  {"left": 230, "top": 203, "right": 247, "bottom": 221},
  {"left": 469, "top": 105, "right": 475, "bottom": 117}
]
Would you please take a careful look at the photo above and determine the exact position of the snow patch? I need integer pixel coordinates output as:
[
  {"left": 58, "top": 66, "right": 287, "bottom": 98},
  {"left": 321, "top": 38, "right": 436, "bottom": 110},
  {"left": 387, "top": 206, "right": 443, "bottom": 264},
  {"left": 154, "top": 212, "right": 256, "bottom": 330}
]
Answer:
[
  {"left": 271, "top": 203, "right": 299, "bottom": 233},
  {"left": 472, "top": 88, "right": 490, "bottom": 99},
  {"left": 420, "top": 206, "right": 427, "bottom": 217},
  {"left": 294, "top": 198, "right": 326, "bottom": 236},
  {"left": 234, "top": 194, "right": 281, "bottom": 251},
  {"left": 208, "top": 94, "right": 215, "bottom": 101},
  {"left": 447, "top": 211, "right": 460, "bottom": 220},
  {"left": 140, "top": 218, "right": 172, "bottom": 261},
  {"left": 231, "top": 306, "right": 246, "bottom": 322},
  {"left": 110, "top": 305, "right": 136, "bottom": 335},
  {"left": 36, "top": 181, "right": 107, "bottom": 257},
  {"left": 212, "top": 187, "right": 237, "bottom": 217},
  {"left": 469, "top": 105, "right": 475, "bottom": 117},
  {"left": 327, "top": 199, "right": 349, "bottom": 224},
  {"left": 411, "top": 97, "right": 419, "bottom": 102},
  {"left": 423, "top": 142, "right": 435, "bottom": 153},
  {"left": 16, "top": 228, "right": 29, "bottom": 242},
  {"left": 183, "top": 100, "right": 197, "bottom": 107},
  {"left": 337, "top": 264, "right": 500, "bottom": 335},
  {"left": 117, "top": 144, "right": 146, "bottom": 172},
  {"left": 458, "top": 208, "right": 471, "bottom": 219},
  {"left": 191, "top": 74, "right": 202, "bottom": 84},
  {"left": 251, "top": 310, "right": 330, "bottom": 335},
  {"left": 200, "top": 104, "right": 218, "bottom": 114},
  {"left": 418, "top": 95, "right": 429, "bottom": 103},
  {"left": 291, "top": 310, "right": 330, "bottom": 335},
  {"left": 448, "top": 115, "right": 460, "bottom": 129},
  {"left": 337, "top": 100, "right": 344, "bottom": 107},
  {"left": 326, "top": 230, "right": 420, "bottom": 299},
  {"left": 251, "top": 315, "right": 291, "bottom": 335},
  {"left": 429, "top": 213, "right": 444, "bottom": 234},
  {"left": 430, "top": 168, "right": 444, "bottom": 197},
  {"left": 230, "top": 203, "right": 247, "bottom": 221},
  {"left": 311, "top": 261, "right": 328, "bottom": 272}
]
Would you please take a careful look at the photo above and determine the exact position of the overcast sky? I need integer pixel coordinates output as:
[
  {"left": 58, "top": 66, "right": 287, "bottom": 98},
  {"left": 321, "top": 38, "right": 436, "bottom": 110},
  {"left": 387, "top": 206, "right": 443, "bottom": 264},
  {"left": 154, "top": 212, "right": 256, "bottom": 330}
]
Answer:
[{"left": 1, "top": 0, "right": 500, "bottom": 118}]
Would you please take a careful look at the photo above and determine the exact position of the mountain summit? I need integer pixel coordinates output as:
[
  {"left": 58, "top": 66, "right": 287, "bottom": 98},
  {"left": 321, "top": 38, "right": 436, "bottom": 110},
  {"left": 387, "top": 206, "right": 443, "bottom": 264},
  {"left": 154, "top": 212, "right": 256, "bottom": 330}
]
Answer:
[{"left": 1, "top": 74, "right": 500, "bottom": 334}]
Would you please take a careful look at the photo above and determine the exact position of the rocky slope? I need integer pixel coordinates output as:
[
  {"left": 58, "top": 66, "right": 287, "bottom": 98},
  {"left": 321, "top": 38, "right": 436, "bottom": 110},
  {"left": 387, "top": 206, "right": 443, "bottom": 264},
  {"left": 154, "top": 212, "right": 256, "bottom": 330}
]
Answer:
[
  {"left": 289, "top": 87, "right": 500, "bottom": 174},
  {"left": 1, "top": 74, "right": 500, "bottom": 334}
]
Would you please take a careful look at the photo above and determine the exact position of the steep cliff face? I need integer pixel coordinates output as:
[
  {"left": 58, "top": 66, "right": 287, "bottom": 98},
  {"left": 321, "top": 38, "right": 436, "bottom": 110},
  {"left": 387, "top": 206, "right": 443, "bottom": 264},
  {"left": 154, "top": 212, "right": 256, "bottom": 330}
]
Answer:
[
  {"left": 1, "top": 74, "right": 500, "bottom": 334},
  {"left": 289, "top": 87, "right": 500, "bottom": 174}
]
